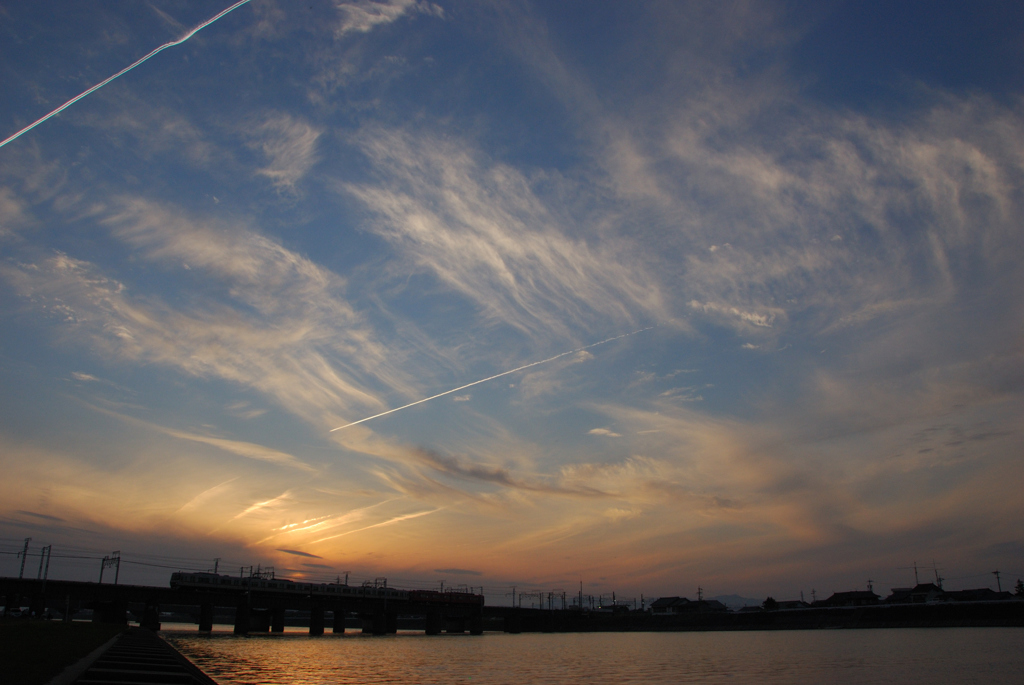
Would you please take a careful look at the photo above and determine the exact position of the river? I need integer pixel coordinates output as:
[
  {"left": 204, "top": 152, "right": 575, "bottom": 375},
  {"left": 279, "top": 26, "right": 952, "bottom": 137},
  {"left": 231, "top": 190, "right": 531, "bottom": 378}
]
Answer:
[{"left": 163, "top": 626, "right": 1023, "bottom": 684}]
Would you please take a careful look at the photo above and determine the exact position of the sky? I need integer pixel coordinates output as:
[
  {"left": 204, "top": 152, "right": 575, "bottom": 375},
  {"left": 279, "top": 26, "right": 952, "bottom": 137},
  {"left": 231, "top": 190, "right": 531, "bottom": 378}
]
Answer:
[{"left": 1, "top": 0, "right": 1023, "bottom": 604}]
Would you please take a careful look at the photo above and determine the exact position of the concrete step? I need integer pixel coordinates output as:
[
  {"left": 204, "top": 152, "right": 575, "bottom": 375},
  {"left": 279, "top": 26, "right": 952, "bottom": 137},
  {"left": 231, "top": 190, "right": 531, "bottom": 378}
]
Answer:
[{"left": 73, "top": 628, "right": 217, "bottom": 685}]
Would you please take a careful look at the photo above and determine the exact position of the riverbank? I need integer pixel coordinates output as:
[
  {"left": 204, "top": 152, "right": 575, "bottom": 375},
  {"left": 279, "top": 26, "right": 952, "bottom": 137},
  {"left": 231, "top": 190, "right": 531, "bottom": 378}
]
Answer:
[
  {"left": 0, "top": 619, "right": 124, "bottom": 684},
  {"left": 485, "top": 599, "right": 1024, "bottom": 633}
]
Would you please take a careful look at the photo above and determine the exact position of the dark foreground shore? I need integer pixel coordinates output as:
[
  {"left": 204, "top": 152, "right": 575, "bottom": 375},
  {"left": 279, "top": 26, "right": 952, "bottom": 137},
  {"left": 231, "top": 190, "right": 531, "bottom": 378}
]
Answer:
[
  {"left": 0, "top": 621, "right": 217, "bottom": 685},
  {"left": 0, "top": 619, "right": 124, "bottom": 684}
]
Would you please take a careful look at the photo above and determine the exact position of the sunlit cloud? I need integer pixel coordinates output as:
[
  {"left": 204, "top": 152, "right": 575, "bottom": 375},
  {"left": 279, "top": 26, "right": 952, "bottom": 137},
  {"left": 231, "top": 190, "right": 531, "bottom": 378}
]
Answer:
[
  {"left": 172, "top": 478, "right": 239, "bottom": 517},
  {"left": 310, "top": 507, "right": 441, "bottom": 544},
  {"left": 230, "top": 491, "right": 293, "bottom": 522},
  {"left": 81, "top": 402, "right": 316, "bottom": 473},
  {"left": 336, "top": 0, "right": 443, "bottom": 37},
  {"left": 1, "top": 200, "right": 413, "bottom": 428},
  {"left": 343, "top": 128, "right": 668, "bottom": 338},
  {"left": 0, "top": 0, "right": 1021, "bottom": 597}
]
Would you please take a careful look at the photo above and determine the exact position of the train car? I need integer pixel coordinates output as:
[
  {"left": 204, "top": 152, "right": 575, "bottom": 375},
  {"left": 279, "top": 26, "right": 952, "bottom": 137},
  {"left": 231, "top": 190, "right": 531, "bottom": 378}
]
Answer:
[
  {"left": 169, "top": 571, "right": 411, "bottom": 601},
  {"left": 409, "top": 589, "right": 485, "bottom": 606}
]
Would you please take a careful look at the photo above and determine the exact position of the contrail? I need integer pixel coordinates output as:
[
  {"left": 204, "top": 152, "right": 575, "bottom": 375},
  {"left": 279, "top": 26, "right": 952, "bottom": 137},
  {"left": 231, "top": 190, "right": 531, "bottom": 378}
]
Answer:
[
  {"left": 330, "top": 327, "right": 653, "bottom": 431},
  {"left": 0, "top": 0, "right": 252, "bottom": 150}
]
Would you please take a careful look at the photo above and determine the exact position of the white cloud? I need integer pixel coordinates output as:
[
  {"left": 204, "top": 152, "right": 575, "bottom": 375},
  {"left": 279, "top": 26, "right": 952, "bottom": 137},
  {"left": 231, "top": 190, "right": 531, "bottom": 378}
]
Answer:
[
  {"left": 588, "top": 428, "right": 621, "bottom": 438},
  {"left": 689, "top": 300, "right": 781, "bottom": 329},
  {"left": 1, "top": 199, "right": 413, "bottom": 428},
  {"left": 251, "top": 113, "right": 322, "bottom": 192},
  {"left": 343, "top": 128, "right": 667, "bottom": 338},
  {"left": 0, "top": 187, "right": 29, "bottom": 237},
  {"left": 336, "top": 0, "right": 442, "bottom": 37}
]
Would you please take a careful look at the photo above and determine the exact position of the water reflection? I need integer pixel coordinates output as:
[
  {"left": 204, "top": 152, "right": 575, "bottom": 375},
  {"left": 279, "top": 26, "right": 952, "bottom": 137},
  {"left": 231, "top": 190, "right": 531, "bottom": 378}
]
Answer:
[{"left": 164, "top": 628, "right": 1024, "bottom": 685}]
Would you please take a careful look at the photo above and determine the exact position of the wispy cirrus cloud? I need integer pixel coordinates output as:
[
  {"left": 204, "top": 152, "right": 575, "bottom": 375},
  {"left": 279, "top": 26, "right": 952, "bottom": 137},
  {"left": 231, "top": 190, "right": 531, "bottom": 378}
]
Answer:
[
  {"left": 310, "top": 507, "right": 441, "bottom": 544},
  {"left": 1, "top": 198, "right": 412, "bottom": 427},
  {"left": 343, "top": 128, "right": 667, "bottom": 338},
  {"left": 488, "top": 2, "right": 1024, "bottom": 350},
  {"left": 82, "top": 403, "right": 316, "bottom": 472},
  {"left": 250, "top": 113, "right": 322, "bottom": 192},
  {"left": 336, "top": 0, "right": 443, "bottom": 37}
]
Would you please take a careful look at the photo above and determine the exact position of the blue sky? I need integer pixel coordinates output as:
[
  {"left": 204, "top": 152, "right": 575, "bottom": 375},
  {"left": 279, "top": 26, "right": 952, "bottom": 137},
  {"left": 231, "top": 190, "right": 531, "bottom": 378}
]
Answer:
[{"left": 1, "top": 0, "right": 1022, "bottom": 601}]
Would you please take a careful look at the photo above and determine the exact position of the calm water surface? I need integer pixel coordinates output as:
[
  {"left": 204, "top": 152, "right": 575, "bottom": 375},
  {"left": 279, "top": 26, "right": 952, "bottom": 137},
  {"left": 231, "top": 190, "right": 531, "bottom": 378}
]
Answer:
[{"left": 165, "top": 627, "right": 1024, "bottom": 685}]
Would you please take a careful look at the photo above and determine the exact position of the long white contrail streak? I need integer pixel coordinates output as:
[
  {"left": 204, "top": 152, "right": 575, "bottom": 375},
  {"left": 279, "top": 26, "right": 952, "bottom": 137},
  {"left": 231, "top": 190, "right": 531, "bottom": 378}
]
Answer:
[
  {"left": 329, "top": 327, "right": 654, "bottom": 432},
  {"left": 0, "top": 0, "right": 252, "bottom": 150}
]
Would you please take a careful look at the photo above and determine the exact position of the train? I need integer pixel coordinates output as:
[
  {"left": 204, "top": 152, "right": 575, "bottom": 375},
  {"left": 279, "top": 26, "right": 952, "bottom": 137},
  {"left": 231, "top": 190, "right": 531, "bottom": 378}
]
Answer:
[{"left": 169, "top": 571, "right": 483, "bottom": 605}]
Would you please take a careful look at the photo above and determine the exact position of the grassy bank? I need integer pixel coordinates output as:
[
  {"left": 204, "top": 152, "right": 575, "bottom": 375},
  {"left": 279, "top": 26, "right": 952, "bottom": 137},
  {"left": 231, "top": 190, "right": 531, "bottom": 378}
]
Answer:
[{"left": 0, "top": 619, "right": 125, "bottom": 684}]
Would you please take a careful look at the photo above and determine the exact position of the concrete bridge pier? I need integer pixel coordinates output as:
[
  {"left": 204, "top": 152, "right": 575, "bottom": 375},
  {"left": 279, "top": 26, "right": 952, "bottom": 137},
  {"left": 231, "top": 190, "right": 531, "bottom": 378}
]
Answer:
[
  {"left": 332, "top": 609, "right": 346, "bottom": 634},
  {"left": 141, "top": 601, "right": 161, "bottom": 631},
  {"left": 425, "top": 611, "right": 443, "bottom": 635},
  {"left": 503, "top": 613, "right": 522, "bottom": 633},
  {"left": 198, "top": 602, "right": 214, "bottom": 631},
  {"left": 469, "top": 615, "right": 483, "bottom": 635},
  {"left": 251, "top": 608, "right": 272, "bottom": 632},
  {"left": 362, "top": 612, "right": 387, "bottom": 635},
  {"left": 309, "top": 604, "right": 325, "bottom": 635},
  {"left": 386, "top": 611, "right": 398, "bottom": 634},
  {"left": 29, "top": 593, "right": 47, "bottom": 619},
  {"left": 272, "top": 607, "right": 285, "bottom": 633},
  {"left": 92, "top": 600, "right": 128, "bottom": 625},
  {"left": 234, "top": 598, "right": 251, "bottom": 635}
]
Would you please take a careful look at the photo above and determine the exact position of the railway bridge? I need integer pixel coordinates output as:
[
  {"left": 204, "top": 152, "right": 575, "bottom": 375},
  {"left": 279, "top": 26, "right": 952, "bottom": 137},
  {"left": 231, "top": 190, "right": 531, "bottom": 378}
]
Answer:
[{"left": 0, "top": 575, "right": 486, "bottom": 635}]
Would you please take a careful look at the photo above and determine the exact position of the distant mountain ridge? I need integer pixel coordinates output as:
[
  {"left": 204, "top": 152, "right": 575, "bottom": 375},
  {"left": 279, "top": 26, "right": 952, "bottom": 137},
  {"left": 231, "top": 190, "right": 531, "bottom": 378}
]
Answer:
[{"left": 712, "top": 594, "right": 762, "bottom": 610}]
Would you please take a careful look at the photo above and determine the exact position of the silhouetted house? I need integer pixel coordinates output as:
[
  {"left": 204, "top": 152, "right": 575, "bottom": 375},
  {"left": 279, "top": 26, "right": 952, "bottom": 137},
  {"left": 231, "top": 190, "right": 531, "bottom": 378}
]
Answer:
[
  {"left": 943, "top": 588, "right": 1015, "bottom": 602},
  {"left": 650, "top": 597, "right": 691, "bottom": 614},
  {"left": 678, "top": 599, "right": 728, "bottom": 613},
  {"left": 885, "top": 587, "right": 914, "bottom": 604},
  {"left": 815, "top": 590, "right": 879, "bottom": 607},
  {"left": 776, "top": 600, "right": 810, "bottom": 610},
  {"left": 885, "top": 583, "right": 944, "bottom": 604}
]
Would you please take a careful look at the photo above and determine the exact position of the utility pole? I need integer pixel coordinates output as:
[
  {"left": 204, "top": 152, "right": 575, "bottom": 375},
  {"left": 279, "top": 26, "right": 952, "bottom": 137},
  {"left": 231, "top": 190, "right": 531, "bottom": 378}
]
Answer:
[
  {"left": 39, "top": 546, "right": 52, "bottom": 594},
  {"left": 867, "top": 579, "right": 874, "bottom": 593},
  {"left": 37, "top": 546, "right": 51, "bottom": 579},
  {"left": 898, "top": 562, "right": 921, "bottom": 585},
  {"left": 697, "top": 586, "right": 703, "bottom": 601},
  {"left": 213, "top": 558, "right": 220, "bottom": 574},
  {"left": 17, "top": 538, "right": 31, "bottom": 579},
  {"left": 993, "top": 570, "right": 1002, "bottom": 593},
  {"left": 99, "top": 551, "right": 121, "bottom": 584}
]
